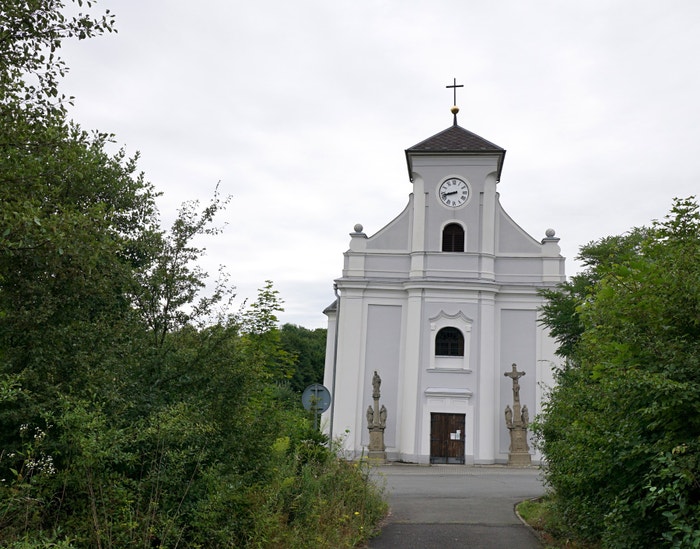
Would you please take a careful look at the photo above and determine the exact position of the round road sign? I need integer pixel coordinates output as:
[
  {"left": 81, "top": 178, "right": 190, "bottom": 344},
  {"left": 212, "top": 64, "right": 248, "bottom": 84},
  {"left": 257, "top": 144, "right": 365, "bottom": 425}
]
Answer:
[{"left": 302, "top": 383, "right": 332, "bottom": 413}]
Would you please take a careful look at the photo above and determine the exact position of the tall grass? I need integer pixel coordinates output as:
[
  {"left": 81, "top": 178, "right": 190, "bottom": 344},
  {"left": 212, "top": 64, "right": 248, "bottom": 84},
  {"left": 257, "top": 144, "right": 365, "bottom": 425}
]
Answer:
[{"left": 250, "top": 437, "right": 388, "bottom": 548}]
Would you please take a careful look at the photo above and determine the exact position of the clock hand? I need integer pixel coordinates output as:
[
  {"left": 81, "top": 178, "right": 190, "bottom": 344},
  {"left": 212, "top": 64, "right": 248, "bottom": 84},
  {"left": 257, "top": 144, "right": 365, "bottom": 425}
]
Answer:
[{"left": 442, "top": 190, "right": 458, "bottom": 196}]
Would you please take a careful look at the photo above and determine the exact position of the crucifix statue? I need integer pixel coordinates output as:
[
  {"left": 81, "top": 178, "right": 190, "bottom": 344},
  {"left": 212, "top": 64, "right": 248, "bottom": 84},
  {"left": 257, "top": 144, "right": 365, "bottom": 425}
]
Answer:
[
  {"left": 504, "top": 363, "right": 525, "bottom": 416},
  {"left": 504, "top": 363, "right": 531, "bottom": 466}
]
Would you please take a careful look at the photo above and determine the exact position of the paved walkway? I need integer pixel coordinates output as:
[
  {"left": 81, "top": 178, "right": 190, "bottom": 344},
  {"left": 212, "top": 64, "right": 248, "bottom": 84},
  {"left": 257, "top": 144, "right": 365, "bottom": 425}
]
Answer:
[{"left": 367, "top": 464, "right": 544, "bottom": 549}]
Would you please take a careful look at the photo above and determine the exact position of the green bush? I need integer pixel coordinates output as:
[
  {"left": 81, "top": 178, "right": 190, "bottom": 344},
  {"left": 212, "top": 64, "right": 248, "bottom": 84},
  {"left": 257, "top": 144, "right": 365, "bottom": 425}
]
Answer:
[{"left": 535, "top": 198, "right": 700, "bottom": 548}]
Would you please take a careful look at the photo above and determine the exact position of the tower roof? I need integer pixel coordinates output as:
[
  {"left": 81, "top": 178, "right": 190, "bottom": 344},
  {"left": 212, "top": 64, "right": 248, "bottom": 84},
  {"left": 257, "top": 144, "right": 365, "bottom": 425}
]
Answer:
[
  {"left": 407, "top": 124, "right": 504, "bottom": 153},
  {"left": 405, "top": 124, "right": 506, "bottom": 181}
]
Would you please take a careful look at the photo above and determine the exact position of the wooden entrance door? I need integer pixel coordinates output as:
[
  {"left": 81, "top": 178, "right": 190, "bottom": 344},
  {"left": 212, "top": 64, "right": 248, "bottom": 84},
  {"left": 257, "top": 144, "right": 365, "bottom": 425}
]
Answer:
[{"left": 430, "top": 413, "right": 465, "bottom": 464}]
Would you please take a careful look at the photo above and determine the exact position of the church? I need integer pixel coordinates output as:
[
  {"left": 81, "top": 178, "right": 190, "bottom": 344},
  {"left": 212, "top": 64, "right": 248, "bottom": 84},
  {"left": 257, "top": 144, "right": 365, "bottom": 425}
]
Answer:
[{"left": 322, "top": 88, "right": 566, "bottom": 465}]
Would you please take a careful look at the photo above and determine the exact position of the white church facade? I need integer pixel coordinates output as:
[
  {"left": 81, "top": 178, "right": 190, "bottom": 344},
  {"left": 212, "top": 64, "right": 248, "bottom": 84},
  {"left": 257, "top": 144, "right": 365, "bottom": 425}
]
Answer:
[{"left": 322, "top": 106, "right": 565, "bottom": 465}]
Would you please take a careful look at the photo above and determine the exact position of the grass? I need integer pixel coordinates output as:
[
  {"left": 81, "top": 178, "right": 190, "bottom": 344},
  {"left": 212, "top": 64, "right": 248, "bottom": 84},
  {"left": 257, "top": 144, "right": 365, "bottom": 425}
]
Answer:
[{"left": 517, "top": 496, "right": 599, "bottom": 549}]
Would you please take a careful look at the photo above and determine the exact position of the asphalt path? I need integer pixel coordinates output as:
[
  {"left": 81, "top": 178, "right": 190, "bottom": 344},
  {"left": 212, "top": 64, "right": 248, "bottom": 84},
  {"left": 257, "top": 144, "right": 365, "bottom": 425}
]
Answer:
[{"left": 367, "top": 464, "right": 544, "bottom": 549}]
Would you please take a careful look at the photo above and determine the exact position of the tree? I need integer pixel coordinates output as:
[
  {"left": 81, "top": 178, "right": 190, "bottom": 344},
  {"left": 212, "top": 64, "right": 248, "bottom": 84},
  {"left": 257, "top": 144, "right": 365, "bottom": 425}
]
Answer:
[
  {"left": 535, "top": 197, "right": 700, "bottom": 548},
  {"left": 538, "top": 227, "right": 648, "bottom": 361},
  {"left": 279, "top": 323, "right": 327, "bottom": 392},
  {"left": 133, "top": 188, "right": 232, "bottom": 348},
  {"left": 0, "top": 0, "right": 148, "bottom": 407},
  {"left": 1, "top": 0, "right": 115, "bottom": 117},
  {"left": 0, "top": 2, "right": 387, "bottom": 545}
]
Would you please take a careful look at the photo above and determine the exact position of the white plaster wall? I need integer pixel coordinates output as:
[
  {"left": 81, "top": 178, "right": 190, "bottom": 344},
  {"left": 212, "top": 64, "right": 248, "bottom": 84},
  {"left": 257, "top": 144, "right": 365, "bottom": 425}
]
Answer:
[
  {"left": 328, "top": 288, "right": 367, "bottom": 458},
  {"left": 497, "top": 306, "right": 538, "bottom": 462},
  {"left": 361, "top": 305, "right": 402, "bottom": 450},
  {"left": 365, "top": 200, "right": 412, "bottom": 251},
  {"left": 322, "top": 308, "right": 337, "bottom": 434}
]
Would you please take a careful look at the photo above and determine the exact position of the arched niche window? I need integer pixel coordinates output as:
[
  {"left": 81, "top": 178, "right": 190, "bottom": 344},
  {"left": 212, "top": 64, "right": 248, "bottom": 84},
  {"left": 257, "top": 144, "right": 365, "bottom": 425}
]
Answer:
[
  {"left": 442, "top": 223, "right": 464, "bottom": 252},
  {"left": 435, "top": 327, "right": 464, "bottom": 357}
]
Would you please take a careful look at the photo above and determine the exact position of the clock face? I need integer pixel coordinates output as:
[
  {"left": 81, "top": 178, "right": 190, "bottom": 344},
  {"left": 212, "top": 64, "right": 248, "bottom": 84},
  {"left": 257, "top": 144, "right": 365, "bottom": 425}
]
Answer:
[{"left": 439, "top": 178, "right": 470, "bottom": 207}]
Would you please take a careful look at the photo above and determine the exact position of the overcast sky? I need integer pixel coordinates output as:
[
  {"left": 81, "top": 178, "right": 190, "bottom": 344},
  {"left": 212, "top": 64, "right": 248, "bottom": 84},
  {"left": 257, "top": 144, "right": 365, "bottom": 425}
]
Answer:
[{"left": 59, "top": 1, "right": 700, "bottom": 329}]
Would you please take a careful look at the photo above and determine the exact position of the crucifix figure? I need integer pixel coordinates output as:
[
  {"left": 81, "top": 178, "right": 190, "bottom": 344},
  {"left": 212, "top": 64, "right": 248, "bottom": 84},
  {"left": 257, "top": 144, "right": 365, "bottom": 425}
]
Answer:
[{"left": 504, "top": 363, "right": 526, "bottom": 408}]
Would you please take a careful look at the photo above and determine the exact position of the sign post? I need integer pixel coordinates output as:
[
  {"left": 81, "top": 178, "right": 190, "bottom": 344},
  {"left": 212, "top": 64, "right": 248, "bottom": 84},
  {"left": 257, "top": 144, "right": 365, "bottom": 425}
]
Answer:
[{"left": 302, "top": 383, "right": 332, "bottom": 431}]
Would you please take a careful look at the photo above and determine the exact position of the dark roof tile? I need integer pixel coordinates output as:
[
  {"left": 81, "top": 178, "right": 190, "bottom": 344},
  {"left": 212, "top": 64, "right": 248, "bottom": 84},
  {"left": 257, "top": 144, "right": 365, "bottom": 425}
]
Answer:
[
  {"left": 407, "top": 124, "right": 504, "bottom": 152},
  {"left": 405, "top": 124, "right": 506, "bottom": 181}
]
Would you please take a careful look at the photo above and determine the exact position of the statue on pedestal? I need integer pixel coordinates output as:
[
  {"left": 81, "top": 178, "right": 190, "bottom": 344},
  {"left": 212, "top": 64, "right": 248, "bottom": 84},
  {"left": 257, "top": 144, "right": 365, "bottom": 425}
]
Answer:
[
  {"left": 367, "top": 371, "right": 387, "bottom": 462},
  {"left": 505, "top": 404, "right": 513, "bottom": 428},
  {"left": 504, "top": 363, "right": 531, "bottom": 466},
  {"left": 372, "top": 371, "right": 381, "bottom": 399}
]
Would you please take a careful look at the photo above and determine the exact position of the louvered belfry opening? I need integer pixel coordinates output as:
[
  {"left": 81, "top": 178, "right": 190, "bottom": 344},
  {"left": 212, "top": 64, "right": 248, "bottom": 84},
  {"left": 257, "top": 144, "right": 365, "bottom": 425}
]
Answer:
[
  {"left": 435, "top": 327, "right": 464, "bottom": 356},
  {"left": 442, "top": 223, "right": 464, "bottom": 252}
]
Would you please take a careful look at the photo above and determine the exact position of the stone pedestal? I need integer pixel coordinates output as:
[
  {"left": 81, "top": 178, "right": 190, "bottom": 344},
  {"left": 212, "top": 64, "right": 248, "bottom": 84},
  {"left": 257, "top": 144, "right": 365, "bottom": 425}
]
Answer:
[
  {"left": 507, "top": 427, "right": 531, "bottom": 466},
  {"left": 368, "top": 428, "right": 386, "bottom": 461}
]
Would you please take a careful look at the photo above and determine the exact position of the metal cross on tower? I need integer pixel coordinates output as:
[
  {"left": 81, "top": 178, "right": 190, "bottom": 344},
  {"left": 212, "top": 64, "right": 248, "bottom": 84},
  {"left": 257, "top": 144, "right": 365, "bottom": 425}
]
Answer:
[
  {"left": 446, "top": 77, "right": 464, "bottom": 125},
  {"left": 446, "top": 77, "right": 464, "bottom": 105}
]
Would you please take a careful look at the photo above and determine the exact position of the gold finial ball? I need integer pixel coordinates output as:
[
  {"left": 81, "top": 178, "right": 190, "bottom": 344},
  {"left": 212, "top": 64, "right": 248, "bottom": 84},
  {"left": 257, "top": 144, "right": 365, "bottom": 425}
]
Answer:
[{"left": 450, "top": 105, "right": 460, "bottom": 114}]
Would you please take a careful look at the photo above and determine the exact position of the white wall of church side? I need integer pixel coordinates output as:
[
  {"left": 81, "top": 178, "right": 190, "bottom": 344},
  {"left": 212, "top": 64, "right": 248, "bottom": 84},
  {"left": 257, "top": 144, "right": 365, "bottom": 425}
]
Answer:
[
  {"left": 323, "top": 288, "right": 366, "bottom": 457},
  {"left": 361, "top": 304, "right": 402, "bottom": 451},
  {"left": 322, "top": 308, "right": 337, "bottom": 423},
  {"left": 497, "top": 308, "right": 538, "bottom": 461},
  {"left": 365, "top": 200, "right": 412, "bottom": 251}
]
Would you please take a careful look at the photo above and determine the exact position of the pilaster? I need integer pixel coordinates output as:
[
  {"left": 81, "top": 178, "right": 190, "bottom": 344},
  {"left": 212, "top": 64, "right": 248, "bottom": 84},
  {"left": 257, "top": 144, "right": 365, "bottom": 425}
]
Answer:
[
  {"left": 398, "top": 286, "right": 423, "bottom": 459},
  {"left": 409, "top": 175, "right": 426, "bottom": 277},
  {"left": 475, "top": 289, "right": 497, "bottom": 463},
  {"left": 332, "top": 285, "right": 366, "bottom": 456}
]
